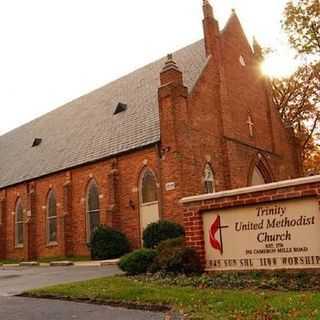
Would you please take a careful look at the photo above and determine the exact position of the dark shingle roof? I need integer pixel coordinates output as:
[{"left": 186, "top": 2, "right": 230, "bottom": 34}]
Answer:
[{"left": 0, "top": 40, "right": 207, "bottom": 188}]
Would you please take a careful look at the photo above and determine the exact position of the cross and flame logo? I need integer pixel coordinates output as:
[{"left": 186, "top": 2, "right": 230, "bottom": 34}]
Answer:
[{"left": 209, "top": 215, "right": 229, "bottom": 255}]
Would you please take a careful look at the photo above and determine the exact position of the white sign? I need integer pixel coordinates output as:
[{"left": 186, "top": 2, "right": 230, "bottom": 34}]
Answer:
[
  {"left": 165, "top": 182, "right": 176, "bottom": 191},
  {"left": 203, "top": 198, "right": 320, "bottom": 271}
]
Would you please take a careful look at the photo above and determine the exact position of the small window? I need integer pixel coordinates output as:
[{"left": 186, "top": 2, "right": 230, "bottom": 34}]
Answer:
[
  {"left": 47, "top": 190, "right": 57, "bottom": 243},
  {"left": 32, "top": 138, "right": 42, "bottom": 147},
  {"left": 239, "top": 55, "right": 246, "bottom": 66},
  {"left": 114, "top": 103, "right": 127, "bottom": 115},
  {"left": 204, "top": 164, "right": 215, "bottom": 194},
  {"left": 86, "top": 180, "right": 100, "bottom": 241},
  {"left": 141, "top": 170, "right": 158, "bottom": 204},
  {"left": 15, "top": 199, "right": 24, "bottom": 247}
]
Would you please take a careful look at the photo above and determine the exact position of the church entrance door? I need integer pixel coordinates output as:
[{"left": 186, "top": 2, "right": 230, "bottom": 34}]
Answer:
[{"left": 140, "top": 201, "right": 160, "bottom": 237}]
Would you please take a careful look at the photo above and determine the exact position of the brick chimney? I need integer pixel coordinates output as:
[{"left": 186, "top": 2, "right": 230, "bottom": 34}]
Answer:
[
  {"left": 158, "top": 53, "right": 188, "bottom": 151},
  {"left": 160, "top": 54, "right": 183, "bottom": 86},
  {"left": 202, "top": 0, "right": 219, "bottom": 56},
  {"left": 158, "top": 54, "right": 191, "bottom": 224}
]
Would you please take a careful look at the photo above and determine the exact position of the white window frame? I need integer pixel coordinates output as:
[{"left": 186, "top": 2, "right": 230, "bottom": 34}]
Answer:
[
  {"left": 86, "top": 180, "right": 101, "bottom": 242},
  {"left": 15, "top": 199, "right": 24, "bottom": 248},
  {"left": 47, "top": 190, "right": 58, "bottom": 245},
  {"left": 140, "top": 169, "right": 158, "bottom": 206}
]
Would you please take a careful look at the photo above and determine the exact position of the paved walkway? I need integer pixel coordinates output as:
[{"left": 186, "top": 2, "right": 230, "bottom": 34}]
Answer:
[{"left": 0, "top": 266, "right": 165, "bottom": 319}]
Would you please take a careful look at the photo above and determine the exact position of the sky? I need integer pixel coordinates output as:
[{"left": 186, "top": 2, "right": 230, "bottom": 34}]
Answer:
[{"left": 0, "top": 0, "right": 297, "bottom": 134}]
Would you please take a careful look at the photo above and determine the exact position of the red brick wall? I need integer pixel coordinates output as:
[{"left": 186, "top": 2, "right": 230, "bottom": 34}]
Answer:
[
  {"left": 165, "top": 9, "right": 302, "bottom": 203},
  {"left": 220, "top": 16, "right": 301, "bottom": 184},
  {"left": 2, "top": 184, "right": 27, "bottom": 260},
  {"left": 0, "top": 199, "right": 7, "bottom": 259},
  {"left": 0, "top": 146, "right": 162, "bottom": 260},
  {"left": 32, "top": 173, "right": 66, "bottom": 259},
  {"left": 183, "top": 180, "right": 320, "bottom": 268},
  {"left": 158, "top": 76, "right": 195, "bottom": 226}
]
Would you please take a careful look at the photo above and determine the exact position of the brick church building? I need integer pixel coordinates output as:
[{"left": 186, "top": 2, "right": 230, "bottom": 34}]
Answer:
[{"left": 0, "top": 1, "right": 301, "bottom": 261}]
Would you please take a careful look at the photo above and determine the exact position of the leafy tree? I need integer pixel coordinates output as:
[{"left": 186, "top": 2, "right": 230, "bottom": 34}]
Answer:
[
  {"left": 271, "top": 0, "right": 320, "bottom": 173},
  {"left": 283, "top": 0, "right": 320, "bottom": 57},
  {"left": 304, "top": 145, "right": 320, "bottom": 173},
  {"left": 272, "top": 62, "right": 320, "bottom": 172}
]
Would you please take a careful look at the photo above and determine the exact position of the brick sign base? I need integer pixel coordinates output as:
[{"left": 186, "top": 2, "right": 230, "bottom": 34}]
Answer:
[{"left": 181, "top": 176, "right": 320, "bottom": 271}]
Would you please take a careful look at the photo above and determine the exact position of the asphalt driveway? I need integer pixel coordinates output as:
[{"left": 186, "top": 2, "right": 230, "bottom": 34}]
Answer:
[
  {"left": 0, "top": 265, "right": 120, "bottom": 296},
  {"left": 0, "top": 266, "right": 164, "bottom": 320},
  {"left": 0, "top": 296, "right": 163, "bottom": 320}
]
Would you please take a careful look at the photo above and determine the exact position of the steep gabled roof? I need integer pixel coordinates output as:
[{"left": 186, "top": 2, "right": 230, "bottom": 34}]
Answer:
[
  {"left": 0, "top": 40, "right": 207, "bottom": 188},
  {"left": 221, "top": 10, "right": 254, "bottom": 55}
]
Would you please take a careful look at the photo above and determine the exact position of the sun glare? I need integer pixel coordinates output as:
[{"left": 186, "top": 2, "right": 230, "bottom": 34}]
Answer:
[{"left": 262, "top": 53, "right": 299, "bottom": 78}]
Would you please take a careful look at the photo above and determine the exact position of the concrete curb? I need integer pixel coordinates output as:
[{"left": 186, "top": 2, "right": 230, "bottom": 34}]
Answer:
[
  {"left": 72, "top": 261, "right": 100, "bottom": 267},
  {"left": 20, "top": 262, "right": 40, "bottom": 267},
  {"left": 49, "top": 261, "right": 74, "bottom": 267},
  {"left": 100, "top": 259, "right": 120, "bottom": 267},
  {"left": 1, "top": 259, "right": 120, "bottom": 268}
]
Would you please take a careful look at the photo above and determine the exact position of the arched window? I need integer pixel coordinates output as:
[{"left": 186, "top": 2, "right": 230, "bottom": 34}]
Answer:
[
  {"left": 141, "top": 170, "right": 158, "bottom": 204},
  {"left": 47, "top": 190, "right": 57, "bottom": 243},
  {"left": 204, "top": 164, "right": 215, "bottom": 194},
  {"left": 251, "top": 166, "right": 267, "bottom": 186},
  {"left": 86, "top": 180, "right": 100, "bottom": 241},
  {"left": 15, "top": 199, "right": 24, "bottom": 247}
]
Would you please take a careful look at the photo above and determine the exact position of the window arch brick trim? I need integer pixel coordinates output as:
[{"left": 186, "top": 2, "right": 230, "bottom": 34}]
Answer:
[
  {"left": 44, "top": 187, "right": 54, "bottom": 202},
  {"left": 136, "top": 165, "right": 162, "bottom": 243},
  {"left": 85, "top": 178, "right": 101, "bottom": 242},
  {"left": 137, "top": 166, "right": 159, "bottom": 187},
  {"left": 138, "top": 167, "right": 159, "bottom": 205},
  {"left": 46, "top": 190, "right": 58, "bottom": 244},
  {"left": 15, "top": 197, "right": 24, "bottom": 247},
  {"left": 248, "top": 154, "right": 273, "bottom": 186}
]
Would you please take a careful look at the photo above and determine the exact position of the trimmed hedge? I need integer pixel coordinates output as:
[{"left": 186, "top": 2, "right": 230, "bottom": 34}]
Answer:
[
  {"left": 150, "top": 237, "right": 202, "bottom": 275},
  {"left": 119, "top": 249, "right": 157, "bottom": 275},
  {"left": 143, "top": 220, "right": 185, "bottom": 249},
  {"left": 90, "top": 226, "right": 130, "bottom": 260}
]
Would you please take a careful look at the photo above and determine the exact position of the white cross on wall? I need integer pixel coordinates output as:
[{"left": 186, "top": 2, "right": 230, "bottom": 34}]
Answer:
[{"left": 247, "top": 115, "right": 254, "bottom": 137}]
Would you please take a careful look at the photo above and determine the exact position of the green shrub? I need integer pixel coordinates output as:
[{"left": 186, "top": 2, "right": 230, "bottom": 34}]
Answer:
[
  {"left": 167, "top": 247, "right": 202, "bottom": 275},
  {"left": 143, "top": 220, "right": 185, "bottom": 249},
  {"left": 90, "top": 226, "right": 130, "bottom": 260},
  {"left": 119, "top": 249, "right": 157, "bottom": 275},
  {"left": 151, "top": 238, "right": 202, "bottom": 275},
  {"left": 156, "top": 237, "right": 185, "bottom": 253}
]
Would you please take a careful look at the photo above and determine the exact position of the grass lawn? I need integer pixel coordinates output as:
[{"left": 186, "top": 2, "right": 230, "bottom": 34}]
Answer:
[
  {"left": 0, "top": 259, "right": 21, "bottom": 264},
  {"left": 27, "top": 276, "right": 320, "bottom": 320},
  {"left": 0, "top": 256, "right": 90, "bottom": 265},
  {"left": 37, "top": 256, "right": 90, "bottom": 263}
]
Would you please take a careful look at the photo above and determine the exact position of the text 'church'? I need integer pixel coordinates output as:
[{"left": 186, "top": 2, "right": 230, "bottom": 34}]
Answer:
[{"left": 0, "top": 1, "right": 301, "bottom": 261}]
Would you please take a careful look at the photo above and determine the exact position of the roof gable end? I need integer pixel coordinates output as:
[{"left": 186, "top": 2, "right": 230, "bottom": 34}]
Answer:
[{"left": 221, "top": 10, "right": 253, "bottom": 56}]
